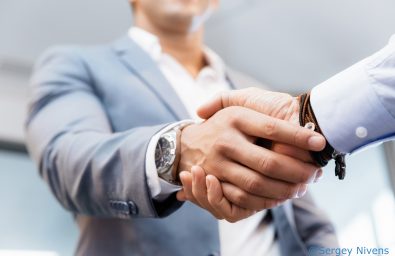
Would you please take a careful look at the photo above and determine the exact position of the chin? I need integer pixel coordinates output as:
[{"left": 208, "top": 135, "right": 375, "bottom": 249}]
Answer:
[{"left": 170, "top": 0, "right": 209, "bottom": 15}]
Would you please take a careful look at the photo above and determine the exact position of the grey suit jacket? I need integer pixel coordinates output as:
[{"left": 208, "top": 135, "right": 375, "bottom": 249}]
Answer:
[{"left": 26, "top": 35, "right": 338, "bottom": 256}]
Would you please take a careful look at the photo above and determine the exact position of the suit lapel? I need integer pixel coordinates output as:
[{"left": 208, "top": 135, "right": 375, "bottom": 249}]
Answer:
[
  {"left": 272, "top": 202, "right": 307, "bottom": 256},
  {"left": 113, "top": 36, "right": 190, "bottom": 120}
]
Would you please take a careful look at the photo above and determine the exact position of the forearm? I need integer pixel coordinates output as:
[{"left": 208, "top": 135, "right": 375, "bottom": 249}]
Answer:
[{"left": 27, "top": 47, "right": 183, "bottom": 219}]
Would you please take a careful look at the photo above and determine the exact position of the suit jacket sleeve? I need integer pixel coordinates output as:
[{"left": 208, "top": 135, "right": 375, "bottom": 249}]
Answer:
[
  {"left": 311, "top": 35, "right": 395, "bottom": 154},
  {"left": 26, "top": 47, "right": 182, "bottom": 219}
]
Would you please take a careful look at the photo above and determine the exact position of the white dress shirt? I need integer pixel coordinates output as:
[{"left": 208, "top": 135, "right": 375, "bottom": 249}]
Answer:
[
  {"left": 311, "top": 35, "right": 395, "bottom": 154},
  {"left": 129, "top": 27, "right": 279, "bottom": 256}
]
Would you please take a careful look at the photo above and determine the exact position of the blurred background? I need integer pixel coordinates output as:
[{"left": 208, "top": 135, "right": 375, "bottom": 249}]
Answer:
[{"left": 0, "top": 0, "right": 394, "bottom": 255}]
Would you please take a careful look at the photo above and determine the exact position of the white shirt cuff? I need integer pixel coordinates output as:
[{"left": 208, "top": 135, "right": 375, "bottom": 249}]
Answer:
[{"left": 311, "top": 37, "right": 395, "bottom": 153}]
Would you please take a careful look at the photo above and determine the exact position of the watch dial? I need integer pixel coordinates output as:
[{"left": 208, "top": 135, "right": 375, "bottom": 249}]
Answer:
[{"left": 155, "top": 137, "right": 172, "bottom": 173}]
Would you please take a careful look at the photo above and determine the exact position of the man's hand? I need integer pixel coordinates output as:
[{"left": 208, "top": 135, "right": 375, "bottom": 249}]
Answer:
[
  {"left": 176, "top": 88, "right": 326, "bottom": 222},
  {"left": 177, "top": 166, "right": 266, "bottom": 222},
  {"left": 197, "top": 87, "right": 300, "bottom": 123},
  {"left": 197, "top": 87, "right": 322, "bottom": 171},
  {"left": 178, "top": 105, "right": 325, "bottom": 216}
]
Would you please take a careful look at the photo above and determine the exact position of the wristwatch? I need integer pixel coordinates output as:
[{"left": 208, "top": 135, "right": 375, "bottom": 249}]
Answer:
[{"left": 155, "top": 122, "right": 194, "bottom": 185}]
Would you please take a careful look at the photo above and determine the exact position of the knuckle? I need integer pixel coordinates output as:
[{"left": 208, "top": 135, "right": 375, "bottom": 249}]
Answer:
[
  {"left": 226, "top": 109, "right": 242, "bottom": 126},
  {"left": 263, "top": 119, "right": 278, "bottom": 137},
  {"left": 293, "top": 128, "right": 305, "bottom": 146},
  {"left": 213, "top": 138, "right": 229, "bottom": 153},
  {"left": 283, "top": 185, "right": 299, "bottom": 199},
  {"left": 258, "top": 155, "right": 275, "bottom": 175},
  {"left": 214, "top": 133, "right": 237, "bottom": 154},
  {"left": 232, "top": 190, "right": 248, "bottom": 206},
  {"left": 244, "top": 178, "right": 262, "bottom": 195},
  {"left": 222, "top": 106, "right": 247, "bottom": 126}
]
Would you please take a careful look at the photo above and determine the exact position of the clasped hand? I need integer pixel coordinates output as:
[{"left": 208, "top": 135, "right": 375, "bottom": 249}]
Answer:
[{"left": 176, "top": 88, "right": 325, "bottom": 222}]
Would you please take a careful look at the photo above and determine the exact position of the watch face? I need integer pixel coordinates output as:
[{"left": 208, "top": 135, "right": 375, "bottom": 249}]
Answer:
[{"left": 155, "top": 137, "right": 174, "bottom": 174}]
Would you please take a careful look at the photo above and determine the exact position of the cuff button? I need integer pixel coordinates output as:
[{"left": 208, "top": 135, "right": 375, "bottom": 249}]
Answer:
[{"left": 356, "top": 126, "right": 368, "bottom": 138}]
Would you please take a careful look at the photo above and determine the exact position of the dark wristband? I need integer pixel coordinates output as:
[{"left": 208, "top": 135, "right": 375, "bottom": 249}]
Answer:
[{"left": 298, "top": 92, "right": 346, "bottom": 180}]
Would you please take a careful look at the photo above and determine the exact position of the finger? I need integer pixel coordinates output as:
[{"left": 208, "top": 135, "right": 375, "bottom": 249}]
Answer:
[
  {"left": 271, "top": 142, "right": 312, "bottom": 162},
  {"left": 221, "top": 182, "right": 284, "bottom": 211},
  {"left": 314, "top": 168, "right": 323, "bottom": 183},
  {"left": 191, "top": 166, "right": 224, "bottom": 219},
  {"left": 179, "top": 171, "right": 200, "bottom": 205},
  {"left": 176, "top": 190, "right": 187, "bottom": 201},
  {"left": 197, "top": 89, "right": 274, "bottom": 119},
  {"left": 223, "top": 138, "right": 319, "bottom": 185},
  {"left": 216, "top": 161, "right": 308, "bottom": 200},
  {"left": 206, "top": 175, "right": 255, "bottom": 223},
  {"left": 235, "top": 109, "right": 326, "bottom": 151},
  {"left": 197, "top": 91, "right": 230, "bottom": 119}
]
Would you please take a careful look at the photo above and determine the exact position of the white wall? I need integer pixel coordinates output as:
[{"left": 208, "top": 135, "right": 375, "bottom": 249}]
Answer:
[{"left": 0, "top": 0, "right": 394, "bottom": 141}]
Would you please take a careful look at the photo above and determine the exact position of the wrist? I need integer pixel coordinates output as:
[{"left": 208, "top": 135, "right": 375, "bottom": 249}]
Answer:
[
  {"left": 178, "top": 123, "right": 200, "bottom": 177},
  {"left": 155, "top": 121, "right": 195, "bottom": 185},
  {"left": 298, "top": 92, "right": 346, "bottom": 180}
]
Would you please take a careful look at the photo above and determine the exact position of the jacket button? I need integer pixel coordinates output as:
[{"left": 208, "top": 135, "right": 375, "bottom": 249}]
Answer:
[{"left": 128, "top": 201, "right": 139, "bottom": 215}]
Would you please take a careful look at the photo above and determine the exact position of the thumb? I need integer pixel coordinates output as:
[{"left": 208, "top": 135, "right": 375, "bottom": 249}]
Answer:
[{"left": 197, "top": 92, "right": 230, "bottom": 119}]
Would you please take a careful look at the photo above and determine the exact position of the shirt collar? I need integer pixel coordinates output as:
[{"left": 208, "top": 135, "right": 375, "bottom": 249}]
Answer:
[
  {"left": 128, "top": 26, "right": 227, "bottom": 81},
  {"left": 128, "top": 26, "right": 162, "bottom": 62}
]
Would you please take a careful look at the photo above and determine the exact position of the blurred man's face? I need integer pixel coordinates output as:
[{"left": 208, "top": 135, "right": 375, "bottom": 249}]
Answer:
[{"left": 132, "top": 0, "right": 218, "bottom": 33}]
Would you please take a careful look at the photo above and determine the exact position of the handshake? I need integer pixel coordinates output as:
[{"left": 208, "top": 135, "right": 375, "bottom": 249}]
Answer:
[{"left": 175, "top": 87, "right": 327, "bottom": 222}]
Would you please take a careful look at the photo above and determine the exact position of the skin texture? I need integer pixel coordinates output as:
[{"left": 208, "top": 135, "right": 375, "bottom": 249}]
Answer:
[
  {"left": 130, "top": 1, "right": 325, "bottom": 222},
  {"left": 177, "top": 88, "right": 324, "bottom": 222},
  {"left": 177, "top": 102, "right": 325, "bottom": 222}
]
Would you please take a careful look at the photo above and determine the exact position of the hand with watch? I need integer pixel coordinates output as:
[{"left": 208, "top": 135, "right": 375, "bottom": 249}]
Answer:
[{"left": 175, "top": 87, "right": 345, "bottom": 222}]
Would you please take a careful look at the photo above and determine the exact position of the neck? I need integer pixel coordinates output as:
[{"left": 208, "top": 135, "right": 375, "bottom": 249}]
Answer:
[
  {"left": 160, "top": 30, "right": 207, "bottom": 78},
  {"left": 135, "top": 17, "right": 206, "bottom": 78}
]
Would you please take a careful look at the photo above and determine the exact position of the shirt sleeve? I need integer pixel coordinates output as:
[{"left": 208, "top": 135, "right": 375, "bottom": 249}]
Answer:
[
  {"left": 146, "top": 120, "right": 196, "bottom": 202},
  {"left": 310, "top": 35, "right": 395, "bottom": 154}
]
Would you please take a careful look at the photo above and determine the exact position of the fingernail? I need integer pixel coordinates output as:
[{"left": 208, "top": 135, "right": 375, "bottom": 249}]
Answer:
[
  {"left": 306, "top": 169, "right": 319, "bottom": 184},
  {"left": 314, "top": 170, "right": 323, "bottom": 183},
  {"left": 296, "top": 184, "right": 308, "bottom": 198},
  {"left": 308, "top": 136, "right": 325, "bottom": 150},
  {"left": 206, "top": 178, "right": 211, "bottom": 190}
]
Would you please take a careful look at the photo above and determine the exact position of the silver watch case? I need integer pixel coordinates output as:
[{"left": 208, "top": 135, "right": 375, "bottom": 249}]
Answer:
[{"left": 155, "top": 130, "right": 177, "bottom": 179}]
